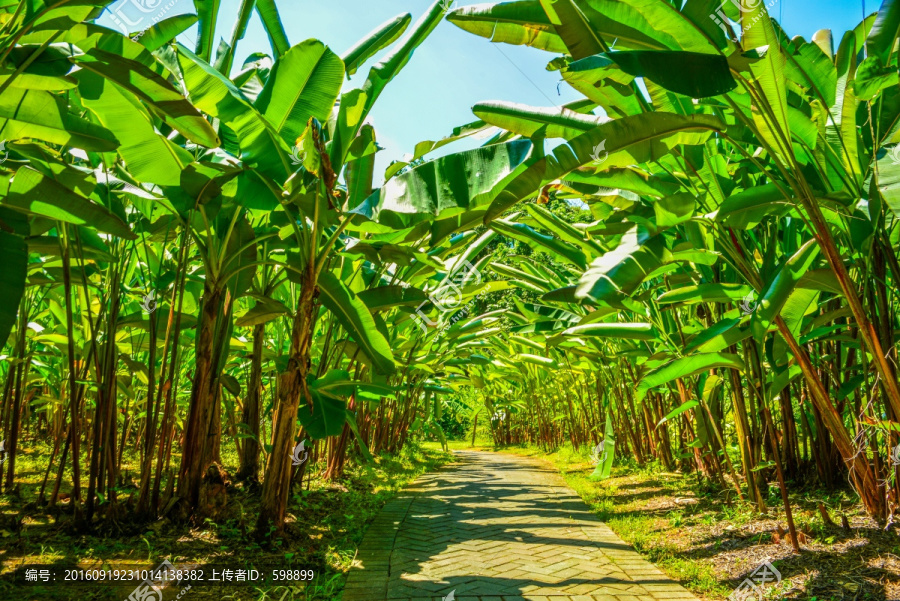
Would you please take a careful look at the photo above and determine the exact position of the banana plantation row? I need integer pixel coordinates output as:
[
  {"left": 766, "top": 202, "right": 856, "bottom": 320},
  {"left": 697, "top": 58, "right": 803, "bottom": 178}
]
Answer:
[{"left": 2, "top": 0, "right": 900, "bottom": 544}]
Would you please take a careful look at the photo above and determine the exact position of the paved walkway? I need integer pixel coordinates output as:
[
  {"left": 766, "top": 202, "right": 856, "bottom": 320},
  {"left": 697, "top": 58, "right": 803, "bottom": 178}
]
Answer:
[{"left": 343, "top": 451, "right": 700, "bottom": 601}]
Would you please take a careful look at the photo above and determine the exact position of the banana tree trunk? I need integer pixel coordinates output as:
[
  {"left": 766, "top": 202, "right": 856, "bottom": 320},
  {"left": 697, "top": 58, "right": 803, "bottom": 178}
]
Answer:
[
  {"left": 237, "top": 323, "right": 265, "bottom": 482},
  {"left": 2, "top": 304, "right": 27, "bottom": 492},
  {"left": 776, "top": 316, "right": 886, "bottom": 517},
  {"left": 727, "top": 363, "right": 762, "bottom": 507},
  {"left": 151, "top": 236, "right": 190, "bottom": 515},
  {"left": 86, "top": 266, "right": 122, "bottom": 521},
  {"left": 257, "top": 281, "right": 317, "bottom": 535},
  {"left": 324, "top": 423, "right": 351, "bottom": 481},
  {"left": 176, "top": 282, "right": 224, "bottom": 518},
  {"left": 804, "top": 200, "right": 900, "bottom": 421},
  {"left": 60, "top": 234, "right": 83, "bottom": 517}
]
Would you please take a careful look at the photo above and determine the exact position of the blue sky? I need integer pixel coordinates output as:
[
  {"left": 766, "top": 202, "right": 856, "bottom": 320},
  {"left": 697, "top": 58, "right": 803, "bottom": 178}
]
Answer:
[{"left": 102, "top": 0, "right": 863, "bottom": 180}]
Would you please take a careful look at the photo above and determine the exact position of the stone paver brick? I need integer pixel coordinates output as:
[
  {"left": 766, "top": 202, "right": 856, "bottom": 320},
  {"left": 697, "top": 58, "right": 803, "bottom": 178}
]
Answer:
[{"left": 342, "top": 451, "right": 700, "bottom": 601}]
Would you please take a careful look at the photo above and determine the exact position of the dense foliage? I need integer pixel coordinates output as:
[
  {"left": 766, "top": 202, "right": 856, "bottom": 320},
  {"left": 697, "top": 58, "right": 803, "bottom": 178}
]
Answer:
[{"left": 2, "top": 0, "right": 900, "bottom": 564}]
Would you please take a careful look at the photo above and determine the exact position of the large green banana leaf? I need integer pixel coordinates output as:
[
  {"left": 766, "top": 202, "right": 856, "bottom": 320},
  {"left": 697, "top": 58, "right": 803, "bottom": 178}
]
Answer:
[
  {"left": 548, "top": 322, "right": 658, "bottom": 344},
  {"left": 866, "top": 0, "right": 900, "bottom": 64},
  {"left": 193, "top": 0, "right": 221, "bottom": 62},
  {"left": 538, "top": 0, "right": 605, "bottom": 59},
  {"left": 137, "top": 14, "right": 199, "bottom": 52},
  {"left": 254, "top": 40, "right": 344, "bottom": 146},
  {"left": 74, "top": 48, "right": 220, "bottom": 147},
  {"left": 350, "top": 140, "right": 533, "bottom": 229},
  {"left": 331, "top": 1, "right": 445, "bottom": 166},
  {"left": 656, "top": 283, "right": 753, "bottom": 305},
  {"left": 486, "top": 111, "right": 725, "bottom": 222},
  {"left": 317, "top": 271, "right": 395, "bottom": 375},
  {"left": 357, "top": 286, "right": 430, "bottom": 310},
  {"left": 473, "top": 101, "right": 605, "bottom": 139},
  {"left": 636, "top": 352, "right": 744, "bottom": 401},
  {"left": 7, "top": 167, "right": 135, "bottom": 239},
  {"left": 4, "top": 0, "right": 107, "bottom": 36},
  {"left": 584, "top": 0, "right": 722, "bottom": 52},
  {"left": 600, "top": 51, "right": 736, "bottom": 98},
  {"left": 448, "top": 0, "right": 664, "bottom": 53},
  {"left": 342, "top": 13, "right": 412, "bottom": 76},
  {"left": 715, "top": 184, "right": 794, "bottom": 229},
  {"left": 525, "top": 203, "right": 603, "bottom": 255},
  {"left": 751, "top": 239, "right": 820, "bottom": 341},
  {"left": 77, "top": 70, "right": 191, "bottom": 186},
  {"left": 235, "top": 298, "right": 292, "bottom": 327},
  {"left": 0, "top": 88, "right": 119, "bottom": 151},
  {"left": 491, "top": 262, "right": 552, "bottom": 291},
  {"left": 301, "top": 372, "right": 347, "bottom": 439},
  {"left": 576, "top": 226, "right": 670, "bottom": 303},
  {"left": 0, "top": 227, "right": 27, "bottom": 348},
  {"left": 446, "top": 1, "right": 568, "bottom": 53},
  {"left": 176, "top": 43, "right": 291, "bottom": 180},
  {"left": 256, "top": 0, "right": 291, "bottom": 57},
  {"left": 490, "top": 218, "right": 587, "bottom": 268}
]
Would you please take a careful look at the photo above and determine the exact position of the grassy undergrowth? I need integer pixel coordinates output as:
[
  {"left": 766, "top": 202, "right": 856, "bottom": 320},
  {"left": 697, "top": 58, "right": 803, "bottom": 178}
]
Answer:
[
  {"left": 456, "top": 441, "right": 900, "bottom": 601},
  {"left": 0, "top": 439, "right": 453, "bottom": 601}
]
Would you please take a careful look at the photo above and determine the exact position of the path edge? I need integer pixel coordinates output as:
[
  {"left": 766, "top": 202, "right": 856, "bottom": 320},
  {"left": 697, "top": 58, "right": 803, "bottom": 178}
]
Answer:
[{"left": 341, "top": 491, "right": 416, "bottom": 601}]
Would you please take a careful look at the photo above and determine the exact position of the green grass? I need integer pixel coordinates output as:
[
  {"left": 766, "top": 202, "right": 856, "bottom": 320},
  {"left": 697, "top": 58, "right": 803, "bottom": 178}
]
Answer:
[{"left": 0, "top": 438, "right": 454, "bottom": 601}]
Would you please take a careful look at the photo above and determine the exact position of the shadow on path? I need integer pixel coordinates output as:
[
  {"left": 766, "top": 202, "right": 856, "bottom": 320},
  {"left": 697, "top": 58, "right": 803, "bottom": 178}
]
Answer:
[{"left": 342, "top": 451, "right": 701, "bottom": 601}]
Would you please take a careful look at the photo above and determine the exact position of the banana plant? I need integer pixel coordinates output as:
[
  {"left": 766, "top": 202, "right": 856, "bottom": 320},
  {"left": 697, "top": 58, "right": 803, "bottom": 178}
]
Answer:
[{"left": 446, "top": 0, "right": 900, "bottom": 522}]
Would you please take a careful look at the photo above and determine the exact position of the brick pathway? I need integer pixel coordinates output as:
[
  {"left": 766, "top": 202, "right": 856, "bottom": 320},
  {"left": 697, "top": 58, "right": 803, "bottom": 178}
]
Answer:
[{"left": 343, "top": 450, "right": 700, "bottom": 601}]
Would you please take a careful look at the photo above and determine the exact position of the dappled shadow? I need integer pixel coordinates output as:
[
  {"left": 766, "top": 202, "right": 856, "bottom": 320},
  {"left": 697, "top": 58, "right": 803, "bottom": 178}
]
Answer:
[
  {"left": 586, "top": 470, "right": 900, "bottom": 600},
  {"left": 347, "top": 450, "right": 697, "bottom": 600},
  {"left": 658, "top": 520, "right": 900, "bottom": 599},
  {"left": 346, "top": 450, "right": 900, "bottom": 599}
]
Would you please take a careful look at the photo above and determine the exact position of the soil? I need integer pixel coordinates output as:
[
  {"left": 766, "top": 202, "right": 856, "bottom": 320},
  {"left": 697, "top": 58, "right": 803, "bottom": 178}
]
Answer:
[{"left": 599, "top": 471, "right": 900, "bottom": 601}]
